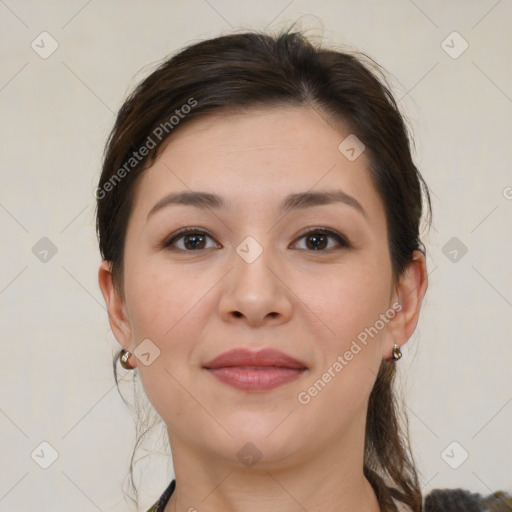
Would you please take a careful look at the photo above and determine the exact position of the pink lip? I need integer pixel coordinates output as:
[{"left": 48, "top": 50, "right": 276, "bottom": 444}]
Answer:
[{"left": 203, "top": 348, "right": 308, "bottom": 391}]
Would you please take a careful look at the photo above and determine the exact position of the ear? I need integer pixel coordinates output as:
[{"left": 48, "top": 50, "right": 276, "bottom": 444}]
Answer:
[
  {"left": 385, "top": 250, "right": 428, "bottom": 360},
  {"left": 98, "top": 260, "right": 133, "bottom": 351}
]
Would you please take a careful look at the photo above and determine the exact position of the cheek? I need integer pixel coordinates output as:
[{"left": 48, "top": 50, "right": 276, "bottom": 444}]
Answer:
[
  {"left": 293, "top": 267, "right": 391, "bottom": 423},
  {"left": 124, "top": 259, "right": 206, "bottom": 341},
  {"left": 122, "top": 264, "right": 209, "bottom": 420},
  {"left": 303, "top": 261, "right": 393, "bottom": 346}
]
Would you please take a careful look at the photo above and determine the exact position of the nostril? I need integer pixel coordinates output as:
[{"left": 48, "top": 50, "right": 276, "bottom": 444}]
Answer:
[{"left": 233, "top": 311, "right": 243, "bottom": 318}]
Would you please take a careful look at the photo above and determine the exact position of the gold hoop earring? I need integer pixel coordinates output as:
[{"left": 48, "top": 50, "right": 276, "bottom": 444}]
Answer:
[
  {"left": 392, "top": 344, "right": 402, "bottom": 361},
  {"left": 120, "top": 349, "right": 136, "bottom": 370}
]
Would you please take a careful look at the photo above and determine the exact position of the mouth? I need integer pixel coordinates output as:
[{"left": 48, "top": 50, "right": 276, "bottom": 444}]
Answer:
[{"left": 203, "top": 348, "right": 308, "bottom": 392}]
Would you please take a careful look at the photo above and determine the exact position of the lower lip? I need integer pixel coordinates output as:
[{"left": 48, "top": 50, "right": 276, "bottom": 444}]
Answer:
[{"left": 205, "top": 366, "right": 306, "bottom": 391}]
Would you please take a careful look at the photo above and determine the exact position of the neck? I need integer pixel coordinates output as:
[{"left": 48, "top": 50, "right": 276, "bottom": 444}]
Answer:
[
  {"left": 164, "top": 420, "right": 381, "bottom": 512},
  {"left": 167, "top": 470, "right": 379, "bottom": 512}
]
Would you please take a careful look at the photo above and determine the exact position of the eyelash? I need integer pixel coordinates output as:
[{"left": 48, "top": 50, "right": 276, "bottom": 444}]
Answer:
[{"left": 162, "top": 227, "right": 351, "bottom": 252}]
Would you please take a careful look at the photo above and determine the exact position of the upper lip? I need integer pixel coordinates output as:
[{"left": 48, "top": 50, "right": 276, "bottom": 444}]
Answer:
[{"left": 203, "top": 348, "right": 307, "bottom": 370}]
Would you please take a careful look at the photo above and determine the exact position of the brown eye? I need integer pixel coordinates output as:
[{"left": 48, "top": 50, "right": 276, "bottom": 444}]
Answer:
[
  {"left": 164, "top": 229, "right": 219, "bottom": 251},
  {"left": 182, "top": 233, "right": 207, "bottom": 250},
  {"left": 293, "top": 229, "right": 350, "bottom": 251},
  {"left": 305, "top": 233, "right": 328, "bottom": 250}
]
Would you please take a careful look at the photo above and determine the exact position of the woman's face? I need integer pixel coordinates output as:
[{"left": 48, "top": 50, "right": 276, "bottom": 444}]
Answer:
[{"left": 100, "top": 106, "right": 423, "bottom": 470}]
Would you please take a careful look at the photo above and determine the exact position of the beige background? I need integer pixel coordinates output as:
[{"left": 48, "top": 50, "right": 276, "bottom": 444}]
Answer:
[{"left": 1, "top": 1, "right": 511, "bottom": 510}]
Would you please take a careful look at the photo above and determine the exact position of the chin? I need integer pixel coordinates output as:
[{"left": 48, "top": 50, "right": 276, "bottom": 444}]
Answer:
[{"left": 200, "top": 414, "right": 308, "bottom": 468}]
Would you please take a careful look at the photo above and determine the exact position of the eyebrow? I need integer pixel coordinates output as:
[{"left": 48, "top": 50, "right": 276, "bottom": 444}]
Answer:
[{"left": 147, "top": 189, "right": 367, "bottom": 220}]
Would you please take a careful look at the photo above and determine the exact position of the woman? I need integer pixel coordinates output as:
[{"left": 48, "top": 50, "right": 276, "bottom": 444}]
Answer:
[{"left": 96, "top": 29, "right": 509, "bottom": 512}]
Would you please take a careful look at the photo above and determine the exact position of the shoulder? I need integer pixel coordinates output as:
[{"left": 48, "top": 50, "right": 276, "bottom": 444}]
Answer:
[{"left": 423, "top": 487, "right": 512, "bottom": 511}]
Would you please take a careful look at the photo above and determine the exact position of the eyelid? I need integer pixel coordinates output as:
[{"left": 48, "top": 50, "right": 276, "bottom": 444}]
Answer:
[
  {"left": 291, "top": 227, "right": 351, "bottom": 250},
  {"left": 161, "top": 227, "right": 220, "bottom": 250},
  {"left": 161, "top": 226, "right": 351, "bottom": 252}
]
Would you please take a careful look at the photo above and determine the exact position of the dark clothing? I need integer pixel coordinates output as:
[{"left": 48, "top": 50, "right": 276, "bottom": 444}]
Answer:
[{"left": 146, "top": 479, "right": 512, "bottom": 511}]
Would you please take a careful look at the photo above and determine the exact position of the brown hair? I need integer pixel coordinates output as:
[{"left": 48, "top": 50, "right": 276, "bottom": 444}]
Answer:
[{"left": 97, "top": 27, "right": 431, "bottom": 510}]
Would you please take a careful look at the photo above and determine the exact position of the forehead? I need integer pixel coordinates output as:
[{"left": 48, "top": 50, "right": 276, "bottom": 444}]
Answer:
[{"left": 132, "top": 106, "right": 385, "bottom": 221}]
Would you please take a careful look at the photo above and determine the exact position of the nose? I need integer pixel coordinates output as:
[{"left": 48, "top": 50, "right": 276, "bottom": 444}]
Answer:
[{"left": 218, "top": 242, "right": 293, "bottom": 328}]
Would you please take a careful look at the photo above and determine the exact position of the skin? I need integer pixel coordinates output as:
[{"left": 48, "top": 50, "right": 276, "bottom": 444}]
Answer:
[{"left": 99, "top": 106, "right": 427, "bottom": 512}]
